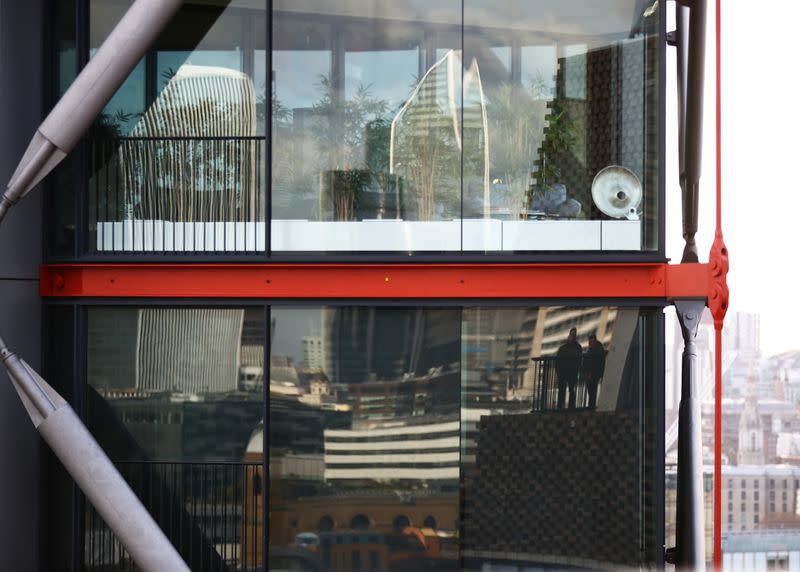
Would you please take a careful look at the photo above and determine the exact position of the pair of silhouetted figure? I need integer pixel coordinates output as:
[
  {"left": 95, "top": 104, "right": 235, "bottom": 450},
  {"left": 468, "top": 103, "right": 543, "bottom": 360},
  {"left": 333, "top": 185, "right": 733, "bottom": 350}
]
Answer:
[{"left": 555, "top": 328, "right": 606, "bottom": 410}]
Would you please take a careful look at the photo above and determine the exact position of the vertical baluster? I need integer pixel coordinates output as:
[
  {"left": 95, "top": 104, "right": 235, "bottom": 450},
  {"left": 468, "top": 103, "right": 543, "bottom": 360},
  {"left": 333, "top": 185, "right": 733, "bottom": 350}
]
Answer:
[
  {"left": 171, "top": 463, "right": 178, "bottom": 557},
  {"left": 127, "top": 139, "right": 134, "bottom": 252},
  {"left": 240, "top": 138, "right": 244, "bottom": 248},
  {"left": 189, "top": 463, "right": 195, "bottom": 568},
  {"left": 90, "top": 138, "right": 97, "bottom": 253},
  {"left": 104, "top": 139, "right": 110, "bottom": 253},
  {"left": 96, "top": 139, "right": 103, "bottom": 253},
  {"left": 202, "top": 139, "right": 209, "bottom": 252},
  {"left": 162, "top": 140, "right": 167, "bottom": 253},
  {"left": 222, "top": 138, "right": 228, "bottom": 251},
  {"left": 222, "top": 464, "right": 228, "bottom": 568},
  {"left": 190, "top": 139, "right": 196, "bottom": 252},
  {"left": 251, "top": 465, "right": 257, "bottom": 570},
  {"left": 172, "top": 139, "right": 177, "bottom": 253},
  {"left": 146, "top": 463, "right": 153, "bottom": 550},
  {"left": 211, "top": 464, "right": 217, "bottom": 570},
  {"left": 257, "top": 138, "right": 264, "bottom": 251},
  {"left": 201, "top": 463, "right": 207, "bottom": 571},
  {"left": 87, "top": 505, "right": 93, "bottom": 571},
  {"left": 114, "top": 139, "right": 120, "bottom": 228},
  {"left": 150, "top": 139, "right": 157, "bottom": 252},
  {"left": 102, "top": 507, "right": 106, "bottom": 571},
  {"left": 240, "top": 463, "right": 246, "bottom": 572},
  {"left": 159, "top": 463, "right": 166, "bottom": 554}
]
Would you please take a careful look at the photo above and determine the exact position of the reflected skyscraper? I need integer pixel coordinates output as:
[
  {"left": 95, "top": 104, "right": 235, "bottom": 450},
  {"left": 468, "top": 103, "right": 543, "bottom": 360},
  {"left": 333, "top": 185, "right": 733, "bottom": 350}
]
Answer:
[{"left": 321, "top": 307, "right": 460, "bottom": 387}]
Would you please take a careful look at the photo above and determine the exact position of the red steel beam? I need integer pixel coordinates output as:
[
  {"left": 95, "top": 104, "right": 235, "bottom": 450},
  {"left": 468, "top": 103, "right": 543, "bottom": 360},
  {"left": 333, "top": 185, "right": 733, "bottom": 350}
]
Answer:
[{"left": 40, "top": 262, "right": 711, "bottom": 300}]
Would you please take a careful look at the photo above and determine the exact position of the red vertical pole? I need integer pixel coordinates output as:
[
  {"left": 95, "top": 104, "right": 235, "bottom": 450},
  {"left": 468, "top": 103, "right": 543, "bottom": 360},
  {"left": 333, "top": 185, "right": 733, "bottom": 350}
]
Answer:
[
  {"left": 713, "top": 0, "right": 724, "bottom": 567},
  {"left": 714, "top": 327, "right": 722, "bottom": 567}
]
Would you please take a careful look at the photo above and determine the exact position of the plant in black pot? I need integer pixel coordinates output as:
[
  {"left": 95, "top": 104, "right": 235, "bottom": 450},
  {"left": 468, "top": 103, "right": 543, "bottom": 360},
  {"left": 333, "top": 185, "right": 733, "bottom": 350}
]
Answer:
[
  {"left": 527, "top": 105, "right": 579, "bottom": 219},
  {"left": 312, "top": 76, "right": 394, "bottom": 221}
]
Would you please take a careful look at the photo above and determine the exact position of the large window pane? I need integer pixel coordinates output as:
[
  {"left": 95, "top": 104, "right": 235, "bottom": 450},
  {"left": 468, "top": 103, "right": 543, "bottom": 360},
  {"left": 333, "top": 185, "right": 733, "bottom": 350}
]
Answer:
[
  {"left": 461, "top": 306, "right": 660, "bottom": 569},
  {"left": 464, "top": 1, "right": 660, "bottom": 252},
  {"left": 271, "top": 1, "right": 464, "bottom": 252},
  {"left": 271, "top": 1, "right": 659, "bottom": 254},
  {"left": 87, "top": 1, "right": 267, "bottom": 255},
  {"left": 85, "top": 306, "right": 265, "bottom": 569},
  {"left": 269, "top": 304, "right": 660, "bottom": 570},
  {"left": 269, "top": 307, "right": 463, "bottom": 570},
  {"left": 63, "top": 1, "right": 662, "bottom": 258}
]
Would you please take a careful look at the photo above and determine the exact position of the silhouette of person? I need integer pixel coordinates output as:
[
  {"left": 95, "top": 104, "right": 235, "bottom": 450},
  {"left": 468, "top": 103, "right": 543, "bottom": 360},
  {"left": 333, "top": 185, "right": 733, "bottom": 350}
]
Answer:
[
  {"left": 582, "top": 334, "right": 606, "bottom": 410},
  {"left": 555, "top": 327, "right": 582, "bottom": 409}
]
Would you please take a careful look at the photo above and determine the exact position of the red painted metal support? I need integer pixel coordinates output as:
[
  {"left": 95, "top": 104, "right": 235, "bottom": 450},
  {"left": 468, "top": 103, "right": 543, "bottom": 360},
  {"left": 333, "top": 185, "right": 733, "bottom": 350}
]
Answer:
[{"left": 40, "top": 262, "right": 713, "bottom": 300}]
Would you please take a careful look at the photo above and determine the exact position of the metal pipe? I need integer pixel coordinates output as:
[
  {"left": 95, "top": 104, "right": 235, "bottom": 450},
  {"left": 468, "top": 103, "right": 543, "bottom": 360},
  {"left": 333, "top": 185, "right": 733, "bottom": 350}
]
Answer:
[
  {"left": 0, "top": 336, "right": 57, "bottom": 422},
  {"left": 675, "top": 0, "right": 707, "bottom": 263},
  {"left": 673, "top": 300, "right": 707, "bottom": 569},
  {"left": 1, "top": 0, "right": 188, "bottom": 569},
  {"left": 1, "top": 340, "right": 189, "bottom": 570},
  {"left": 2, "top": 0, "right": 183, "bottom": 214}
]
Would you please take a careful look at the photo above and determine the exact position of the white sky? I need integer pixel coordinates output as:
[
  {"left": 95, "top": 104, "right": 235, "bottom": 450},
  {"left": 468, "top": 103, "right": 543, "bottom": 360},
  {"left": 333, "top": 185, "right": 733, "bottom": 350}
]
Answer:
[{"left": 665, "top": 1, "right": 800, "bottom": 358}]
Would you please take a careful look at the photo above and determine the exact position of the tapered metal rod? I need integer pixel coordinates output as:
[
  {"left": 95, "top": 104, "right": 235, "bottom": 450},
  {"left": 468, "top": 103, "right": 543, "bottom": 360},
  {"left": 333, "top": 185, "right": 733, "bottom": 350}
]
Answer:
[
  {"left": 0, "top": 0, "right": 188, "bottom": 569},
  {"left": 676, "top": 0, "right": 707, "bottom": 263},
  {"left": 0, "top": 0, "right": 184, "bottom": 223},
  {"left": 0, "top": 338, "right": 189, "bottom": 571},
  {"left": 674, "top": 300, "right": 707, "bottom": 569}
]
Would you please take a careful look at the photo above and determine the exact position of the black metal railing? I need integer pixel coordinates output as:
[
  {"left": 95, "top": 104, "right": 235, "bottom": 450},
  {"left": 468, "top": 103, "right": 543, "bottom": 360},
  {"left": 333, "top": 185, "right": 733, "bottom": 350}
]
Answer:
[
  {"left": 88, "top": 137, "right": 266, "bottom": 253},
  {"left": 530, "top": 356, "right": 592, "bottom": 412},
  {"left": 84, "top": 461, "right": 263, "bottom": 572}
]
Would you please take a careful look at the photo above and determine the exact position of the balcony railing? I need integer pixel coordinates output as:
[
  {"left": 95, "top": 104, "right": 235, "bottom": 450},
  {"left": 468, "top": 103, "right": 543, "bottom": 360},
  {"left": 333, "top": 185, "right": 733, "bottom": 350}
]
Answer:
[
  {"left": 530, "top": 356, "right": 593, "bottom": 412},
  {"left": 84, "top": 135, "right": 644, "bottom": 255},
  {"left": 88, "top": 136, "right": 266, "bottom": 253},
  {"left": 84, "top": 461, "right": 263, "bottom": 571}
]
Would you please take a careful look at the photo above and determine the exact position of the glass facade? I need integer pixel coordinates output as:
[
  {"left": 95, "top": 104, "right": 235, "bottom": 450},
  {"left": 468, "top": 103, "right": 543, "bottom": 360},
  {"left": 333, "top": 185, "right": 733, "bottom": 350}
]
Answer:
[
  {"left": 51, "top": 0, "right": 661, "bottom": 258},
  {"left": 50, "top": 303, "right": 662, "bottom": 570},
  {"left": 41, "top": 0, "right": 669, "bottom": 570}
]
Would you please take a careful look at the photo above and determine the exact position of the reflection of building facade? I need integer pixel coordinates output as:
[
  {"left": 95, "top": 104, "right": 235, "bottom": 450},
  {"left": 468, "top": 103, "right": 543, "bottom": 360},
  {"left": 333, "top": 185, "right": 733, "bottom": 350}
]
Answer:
[
  {"left": 346, "top": 370, "right": 460, "bottom": 422},
  {"left": 723, "top": 312, "right": 762, "bottom": 399},
  {"left": 324, "top": 418, "right": 460, "bottom": 482},
  {"left": 302, "top": 336, "right": 325, "bottom": 369},
  {"left": 722, "top": 531, "right": 800, "bottom": 571},
  {"left": 739, "top": 376, "right": 766, "bottom": 466},
  {"left": 88, "top": 308, "right": 246, "bottom": 394},
  {"left": 722, "top": 466, "right": 800, "bottom": 533},
  {"left": 322, "top": 307, "right": 461, "bottom": 386},
  {"left": 462, "top": 306, "right": 618, "bottom": 404},
  {"left": 701, "top": 398, "right": 799, "bottom": 466},
  {"left": 667, "top": 465, "right": 800, "bottom": 560}
]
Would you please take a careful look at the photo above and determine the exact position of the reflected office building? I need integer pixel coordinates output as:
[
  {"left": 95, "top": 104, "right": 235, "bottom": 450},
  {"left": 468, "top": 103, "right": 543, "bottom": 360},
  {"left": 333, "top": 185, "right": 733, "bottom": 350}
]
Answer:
[{"left": 84, "top": 307, "right": 267, "bottom": 569}]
